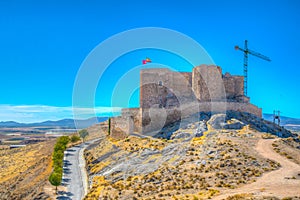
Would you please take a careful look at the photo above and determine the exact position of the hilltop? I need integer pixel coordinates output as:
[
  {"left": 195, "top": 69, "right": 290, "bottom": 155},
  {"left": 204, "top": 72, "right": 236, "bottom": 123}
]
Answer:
[
  {"left": 1, "top": 111, "right": 298, "bottom": 200},
  {"left": 83, "top": 111, "right": 300, "bottom": 200}
]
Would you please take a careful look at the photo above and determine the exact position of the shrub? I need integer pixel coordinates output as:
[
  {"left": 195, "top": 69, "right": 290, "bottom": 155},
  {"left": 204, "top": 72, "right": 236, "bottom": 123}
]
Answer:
[
  {"left": 53, "top": 157, "right": 63, "bottom": 168},
  {"left": 70, "top": 135, "right": 80, "bottom": 143},
  {"left": 53, "top": 150, "right": 64, "bottom": 161},
  {"left": 54, "top": 143, "right": 66, "bottom": 152},
  {"left": 79, "top": 129, "right": 89, "bottom": 142},
  {"left": 58, "top": 136, "right": 70, "bottom": 146}
]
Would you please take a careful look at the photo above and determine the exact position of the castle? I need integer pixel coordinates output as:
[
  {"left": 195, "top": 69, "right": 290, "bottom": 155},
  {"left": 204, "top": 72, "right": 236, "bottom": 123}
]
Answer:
[{"left": 110, "top": 64, "right": 262, "bottom": 139}]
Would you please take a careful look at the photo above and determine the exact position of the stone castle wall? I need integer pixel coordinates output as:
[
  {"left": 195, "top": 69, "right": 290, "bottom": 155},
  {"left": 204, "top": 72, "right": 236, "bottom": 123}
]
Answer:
[
  {"left": 141, "top": 107, "right": 182, "bottom": 134},
  {"left": 140, "top": 101, "right": 262, "bottom": 134},
  {"left": 110, "top": 116, "right": 132, "bottom": 140},
  {"left": 140, "top": 68, "right": 194, "bottom": 109},
  {"left": 140, "top": 65, "right": 246, "bottom": 109},
  {"left": 110, "top": 108, "right": 142, "bottom": 139},
  {"left": 110, "top": 65, "right": 262, "bottom": 139},
  {"left": 192, "top": 65, "right": 226, "bottom": 101},
  {"left": 223, "top": 72, "right": 245, "bottom": 102},
  {"left": 122, "top": 108, "right": 142, "bottom": 133}
]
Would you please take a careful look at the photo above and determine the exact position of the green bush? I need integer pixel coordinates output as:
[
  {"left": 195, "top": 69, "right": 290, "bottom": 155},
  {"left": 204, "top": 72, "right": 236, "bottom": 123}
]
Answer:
[
  {"left": 53, "top": 158, "right": 63, "bottom": 168},
  {"left": 54, "top": 166, "right": 63, "bottom": 174},
  {"left": 53, "top": 150, "right": 64, "bottom": 160},
  {"left": 79, "top": 129, "right": 89, "bottom": 142},
  {"left": 58, "top": 136, "right": 70, "bottom": 146},
  {"left": 54, "top": 143, "right": 66, "bottom": 152},
  {"left": 70, "top": 135, "right": 80, "bottom": 143}
]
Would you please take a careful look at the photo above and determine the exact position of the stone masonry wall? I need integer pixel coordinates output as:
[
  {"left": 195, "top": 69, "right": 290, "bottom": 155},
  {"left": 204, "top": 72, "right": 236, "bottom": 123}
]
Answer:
[
  {"left": 110, "top": 65, "right": 262, "bottom": 138},
  {"left": 223, "top": 72, "right": 244, "bottom": 101},
  {"left": 110, "top": 116, "right": 132, "bottom": 140},
  {"left": 192, "top": 65, "right": 227, "bottom": 102},
  {"left": 141, "top": 108, "right": 181, "bottom": 134},
  {"left": 121, "top": 108, "right": 142, "bottom": 133},
  {"left": 141, "top": 65, "right": 246, "bottom": 109},
  {"left": 140, "top": 68, "right": 194, "bottom": 109},
  {"left": 135, "top": 101, "right": 261, "bottom": 135},
  {"left": 141, "top": 101, "right": 261, "bottom": 133}
]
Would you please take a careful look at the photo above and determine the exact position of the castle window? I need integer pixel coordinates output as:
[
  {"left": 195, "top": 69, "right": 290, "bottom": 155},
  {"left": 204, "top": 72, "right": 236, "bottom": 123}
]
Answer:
[{"left": 158, "top": 81, "right": 163, "bottom": 86}]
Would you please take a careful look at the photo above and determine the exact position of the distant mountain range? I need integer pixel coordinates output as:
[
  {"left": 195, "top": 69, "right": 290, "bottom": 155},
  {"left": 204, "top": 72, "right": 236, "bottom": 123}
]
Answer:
[
  {"left": 263, "top": 114, "right": 300, "bottom": 131},
  {"left": 0, "top": 117, "right": 108, "bottom": 129},
  {"left": 0, "top": 114, "right": 299, "bottom": 131}
]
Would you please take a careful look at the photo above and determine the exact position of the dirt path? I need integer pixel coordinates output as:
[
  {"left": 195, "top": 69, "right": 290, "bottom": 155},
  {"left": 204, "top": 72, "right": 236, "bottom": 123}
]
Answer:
[{"left": 214, "top": 139, "right": 300, "bottom": 200}]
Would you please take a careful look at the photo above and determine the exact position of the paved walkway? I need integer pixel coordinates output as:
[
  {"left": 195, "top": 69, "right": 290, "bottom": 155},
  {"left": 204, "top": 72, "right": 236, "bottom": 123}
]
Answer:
[{"left": 57, "top": 139, "right": 100, "bottom": 200}]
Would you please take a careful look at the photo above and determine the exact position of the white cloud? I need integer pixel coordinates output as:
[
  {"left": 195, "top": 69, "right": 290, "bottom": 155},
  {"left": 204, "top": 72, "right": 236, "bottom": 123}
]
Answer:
[{"left": 0, "top": 105, "right": 122, "bottom": 123}]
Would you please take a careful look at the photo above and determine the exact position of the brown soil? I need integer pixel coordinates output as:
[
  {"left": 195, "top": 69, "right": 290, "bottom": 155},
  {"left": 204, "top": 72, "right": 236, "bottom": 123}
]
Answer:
[{"left": 214, "top": 139, "right": 300, "bottom": 199}]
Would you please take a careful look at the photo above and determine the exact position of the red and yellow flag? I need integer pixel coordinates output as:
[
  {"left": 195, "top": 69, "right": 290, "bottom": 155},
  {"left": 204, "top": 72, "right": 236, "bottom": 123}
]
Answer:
[{"left": 142, "top": 57, "right": 152, "bottom": 64}]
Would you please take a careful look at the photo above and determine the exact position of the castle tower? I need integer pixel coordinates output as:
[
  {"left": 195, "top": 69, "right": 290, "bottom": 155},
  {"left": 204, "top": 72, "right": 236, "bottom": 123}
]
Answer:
[{"left": 192, "top": 65, "right": 226, "bottom": 102}]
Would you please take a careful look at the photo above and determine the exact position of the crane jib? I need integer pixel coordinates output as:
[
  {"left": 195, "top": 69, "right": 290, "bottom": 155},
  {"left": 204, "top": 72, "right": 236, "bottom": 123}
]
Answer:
[{"left": 235, "top": 40, "right": 271, "bottom": 97}]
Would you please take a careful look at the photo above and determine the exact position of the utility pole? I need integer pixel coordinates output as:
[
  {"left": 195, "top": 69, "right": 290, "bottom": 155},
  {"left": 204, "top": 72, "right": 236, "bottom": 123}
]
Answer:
[
  {"left": 273, "top": 110, "right": 280, "bottom": 126},
  {"left": 235, "top": 40, "right": 271, "bottom": 96}
]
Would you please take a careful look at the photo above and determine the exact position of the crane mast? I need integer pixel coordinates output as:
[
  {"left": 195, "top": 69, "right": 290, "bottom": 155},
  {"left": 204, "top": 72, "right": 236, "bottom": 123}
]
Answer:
[{"left": 235, "top": 40, "right": 271, "bottom": 96}]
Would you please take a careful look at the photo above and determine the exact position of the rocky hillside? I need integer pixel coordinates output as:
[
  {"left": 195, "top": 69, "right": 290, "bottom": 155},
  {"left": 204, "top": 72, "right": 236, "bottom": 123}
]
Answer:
[
  {"left": 154, "top": 111, "right": 295, "bottom": 139},
  {"left": 83, "top": 112, "right": 300, "bottom": 199}
]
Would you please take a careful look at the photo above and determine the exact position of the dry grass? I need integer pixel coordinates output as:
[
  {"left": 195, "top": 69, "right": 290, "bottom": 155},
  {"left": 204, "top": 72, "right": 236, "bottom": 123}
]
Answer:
[
  {"left": 0, "top": 140, "right": 55, "bottom": 199},
  {"left": 261, "top": 133, "right": 277, "bottom": 139},
  {"left": 272, "top": 138, "right": 300, "bottom": 165},
  {"left": 225, "top": 193, "right": 300, "bottom": 200},
  {"left": 84, "top": 125, "right": 283, "bottom": 199}
]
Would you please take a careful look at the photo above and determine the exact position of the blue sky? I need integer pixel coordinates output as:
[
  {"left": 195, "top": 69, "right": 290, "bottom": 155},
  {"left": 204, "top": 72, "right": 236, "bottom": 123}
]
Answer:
[{"left": 0, "top": 0, "right": 299, "bottom": 122}]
